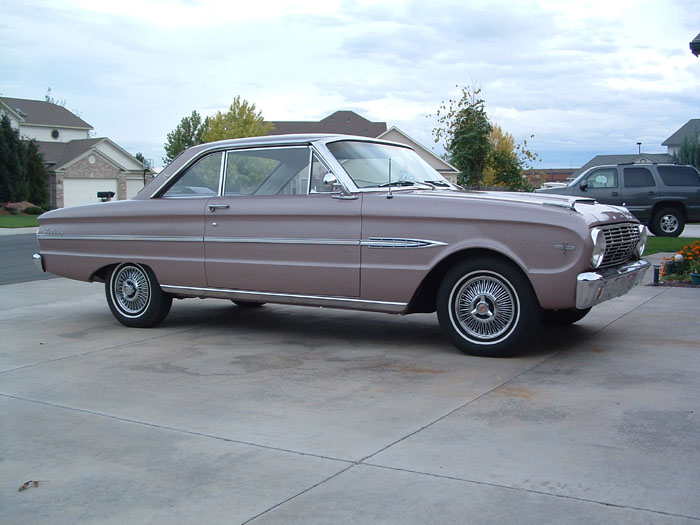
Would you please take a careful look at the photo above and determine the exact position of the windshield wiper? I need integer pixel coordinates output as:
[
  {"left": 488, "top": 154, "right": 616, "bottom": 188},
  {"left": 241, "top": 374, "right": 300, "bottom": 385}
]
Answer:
[{"left": 377, "top": 180, "right": 417, "bottom": 187}]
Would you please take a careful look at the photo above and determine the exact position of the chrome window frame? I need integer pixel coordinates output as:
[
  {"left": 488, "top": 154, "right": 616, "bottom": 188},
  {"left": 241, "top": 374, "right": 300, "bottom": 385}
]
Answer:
[{"left": 159, "top": 150, "right": 225, "bottom": 199}]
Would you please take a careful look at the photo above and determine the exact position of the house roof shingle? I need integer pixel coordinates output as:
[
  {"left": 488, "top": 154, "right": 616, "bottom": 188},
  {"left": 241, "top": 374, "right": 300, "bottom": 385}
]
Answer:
[
  {"left": 0, "top": 97, "right": 93, "bottom": 130},
  {"left": 662, "top": 119, "right": 700, "bottom": 146},
  {"left": 691, "top": 32, "right": 700, "bottom": 56},
  {"left": 266, "top": 110, "right": 387, "bottom": 138},
  {"left": 36, "top": 138, "right": 104, "bottom": 169}
]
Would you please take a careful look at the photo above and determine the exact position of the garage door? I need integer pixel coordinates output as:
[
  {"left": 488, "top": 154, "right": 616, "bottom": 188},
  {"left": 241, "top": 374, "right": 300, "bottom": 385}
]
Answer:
[{"left": 63, "top": 179, "right": 118, "bottom": 208}]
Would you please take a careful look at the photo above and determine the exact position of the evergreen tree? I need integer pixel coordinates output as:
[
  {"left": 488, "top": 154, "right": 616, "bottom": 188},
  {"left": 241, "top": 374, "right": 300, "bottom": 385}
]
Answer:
[
  {"left": 24, "top": 140, "right": 49, "bottom": 205},
  {"left": 0, "top": 115, "right": 27, "bottom": 202}
]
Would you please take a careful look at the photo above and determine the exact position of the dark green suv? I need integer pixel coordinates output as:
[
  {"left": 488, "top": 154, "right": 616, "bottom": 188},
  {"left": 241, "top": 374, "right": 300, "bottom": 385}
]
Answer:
[{"left": 539, "top": 163, "right": 700, "bottom": 236}]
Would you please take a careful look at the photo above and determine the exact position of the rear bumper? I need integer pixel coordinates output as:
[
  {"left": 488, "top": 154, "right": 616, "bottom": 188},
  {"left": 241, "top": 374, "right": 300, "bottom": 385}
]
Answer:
[
  {"left": 33, "top": 253, "right": 45, "bottom": 273},
  {"left": 576, "top": 259, "right": 650, "bottom": 310}
]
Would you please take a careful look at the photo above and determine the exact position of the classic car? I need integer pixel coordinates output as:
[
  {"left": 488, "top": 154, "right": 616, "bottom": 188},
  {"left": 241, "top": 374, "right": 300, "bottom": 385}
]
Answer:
[{"left": 34, "top": 134, "right": 650, "bottom": 357}]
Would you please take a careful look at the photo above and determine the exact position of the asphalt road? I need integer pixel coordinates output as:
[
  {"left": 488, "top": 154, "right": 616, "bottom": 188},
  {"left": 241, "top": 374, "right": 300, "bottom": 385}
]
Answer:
[{"left": 0, "top": 233, "right": 56, "bottom": 285}]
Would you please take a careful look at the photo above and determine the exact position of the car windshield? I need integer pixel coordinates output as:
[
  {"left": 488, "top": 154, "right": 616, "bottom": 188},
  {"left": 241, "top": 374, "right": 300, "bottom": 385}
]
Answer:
[{"left": 326, "top": 141, "right": 450, "bottom": 189}]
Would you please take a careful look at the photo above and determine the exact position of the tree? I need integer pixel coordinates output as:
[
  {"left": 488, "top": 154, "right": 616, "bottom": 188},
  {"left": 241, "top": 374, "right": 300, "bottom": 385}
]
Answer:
[
  {"left": 200, "top": 96, "right": 274, "bottom": 143},
  {"left": 0, "top": 115, "right": 27, "bottom": 202},
  {"left": 673, "top": 133, "right": 700, "bottom": 170},
  {"left": 23, "top": 140, "right": 49, "bottom": 205},
  {"left": 433, "top": 85, "right": 492, "bottom": 187},
  {"left": 163, "top": 110, "right": 205, "bottom": 164},
  {"left": 483, "top": 126, "right": 538, "bottom": 191},
  {"left": 134, "top": 152, "right": 146, "bottom": 164},
  {"left": 45, "top": 87, "right": 66, "bottom": 107}
]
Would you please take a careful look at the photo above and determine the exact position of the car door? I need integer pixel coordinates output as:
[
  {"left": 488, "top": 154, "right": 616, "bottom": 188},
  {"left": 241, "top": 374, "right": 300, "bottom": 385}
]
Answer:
[
  {"left": 204, "top": 146, "right": 361, "bottom": 297},
  {"left": 621, "top": 166, "right": 657, "bottom": 221},
  {"left": 580, "top": 167, "right": 623, "bottom": 205}
]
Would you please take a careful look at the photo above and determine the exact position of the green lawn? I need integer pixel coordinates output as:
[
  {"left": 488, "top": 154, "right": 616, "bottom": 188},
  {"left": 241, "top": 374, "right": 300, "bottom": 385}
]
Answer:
[
  {"left": 0, "top": 214, "right": 39, "bottom": 228},
  {"left": 644, "top": 236, "right": 700, "bottom": 255}
]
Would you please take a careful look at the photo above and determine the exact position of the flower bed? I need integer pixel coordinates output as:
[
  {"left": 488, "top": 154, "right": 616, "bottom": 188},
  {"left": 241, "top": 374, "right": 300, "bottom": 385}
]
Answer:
[{"left": 659, "top": 240, "right": 700, "bottom": 285}]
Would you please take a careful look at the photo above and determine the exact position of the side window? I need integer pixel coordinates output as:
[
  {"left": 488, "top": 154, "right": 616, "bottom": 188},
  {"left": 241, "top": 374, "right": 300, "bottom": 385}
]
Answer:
[
  {"left": 586, "top": 168, "right": 617, "bottom": 189},
  {"left": 658, "top": 165, "right": 700, "bottom": 186},
  {"left": 224, "top": 147, "right": 311, "bottom": 196},
  {"left": 624, "top": 167, "right": 655, "bottom": 188},
  {"left": 162, "top": 152, "right": 223, "bottom": 197},
  {"left": 310, "top": 154, "right": 333, "bottom": 193}
]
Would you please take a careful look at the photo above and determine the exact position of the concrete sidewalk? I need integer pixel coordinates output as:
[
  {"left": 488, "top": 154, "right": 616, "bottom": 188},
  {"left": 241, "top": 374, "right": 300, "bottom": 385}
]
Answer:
[{"left": 1, "top": 274, "right": 698, "bottom": 523}]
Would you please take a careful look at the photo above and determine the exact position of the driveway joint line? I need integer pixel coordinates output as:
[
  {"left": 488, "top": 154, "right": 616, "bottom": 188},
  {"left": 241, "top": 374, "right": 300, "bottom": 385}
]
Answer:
[
  {"left": 0, "top": 393, "right": 355, "bottom": 465},
  {"left": 0, "top": 325, "right": 215, "bottom": 375},
  {"left": 242, "top": 465, "right": 356, "bottom": 524},
  {"left": 359, "top": 463, "right": 700, "bottom": 521}
]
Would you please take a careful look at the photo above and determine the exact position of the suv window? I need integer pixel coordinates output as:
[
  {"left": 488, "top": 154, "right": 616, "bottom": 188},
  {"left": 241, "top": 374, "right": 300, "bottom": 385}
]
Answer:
[
  {"left": 585, "top": 168, "right": 617, "bottom": 188},
  {"left": 658, "top": 165, "right": 700, "bottom": 186},
  {"left": 624, "top": 167, "right": 655, "bottom": 188}
]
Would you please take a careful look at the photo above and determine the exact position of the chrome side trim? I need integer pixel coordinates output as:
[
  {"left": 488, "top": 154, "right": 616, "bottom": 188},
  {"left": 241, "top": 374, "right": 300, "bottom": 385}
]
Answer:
[
  {"left": 161, "top": 285, "right": 408, "bottom": 314},
  {"left": 36, "top": 233, "right": 448, "bottom": 249},
  {"left": 361, "top": 237, "right": 448, "bottom": 249},
  {"left": 204, "top": 237, "right": 359, "bottom": 246},
  {"left": 36, "top": 234, "right": 203, "bottom": 242}
]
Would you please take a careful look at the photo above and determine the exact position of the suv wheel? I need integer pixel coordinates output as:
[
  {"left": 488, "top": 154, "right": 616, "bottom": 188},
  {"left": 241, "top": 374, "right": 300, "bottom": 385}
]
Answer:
[{"left": 651, "top": 208, "right": 684, "bottom": 237}]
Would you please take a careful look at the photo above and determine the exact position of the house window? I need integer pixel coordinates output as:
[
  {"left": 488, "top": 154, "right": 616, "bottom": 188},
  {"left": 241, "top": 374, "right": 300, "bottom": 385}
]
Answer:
[{"left": 51, "top": 129, "right": 59, "bottom": 139}]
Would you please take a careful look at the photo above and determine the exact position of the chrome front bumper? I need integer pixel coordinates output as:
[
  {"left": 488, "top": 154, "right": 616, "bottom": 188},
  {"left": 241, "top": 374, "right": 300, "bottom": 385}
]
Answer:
[
  {"left": 576, "top": 259, "right": 651, "bottom": 310},
  {"left": 33, "top": 253, "right": 45, "bottom": 273}
]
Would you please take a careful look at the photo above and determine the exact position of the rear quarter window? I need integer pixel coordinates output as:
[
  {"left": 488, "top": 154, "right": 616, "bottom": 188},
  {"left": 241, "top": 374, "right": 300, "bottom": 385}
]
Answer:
[{"left": 657, "top": 166, "right": 700, "bottom": 186}]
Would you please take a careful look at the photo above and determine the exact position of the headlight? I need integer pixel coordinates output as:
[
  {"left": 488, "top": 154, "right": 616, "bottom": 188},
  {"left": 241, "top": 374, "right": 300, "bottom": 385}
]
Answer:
[
  {"left": 633, "top": 225, "right": 647, "bottom": 258},
  {"left": 590, "top": 227, "right": 607, "bottom": 268}
]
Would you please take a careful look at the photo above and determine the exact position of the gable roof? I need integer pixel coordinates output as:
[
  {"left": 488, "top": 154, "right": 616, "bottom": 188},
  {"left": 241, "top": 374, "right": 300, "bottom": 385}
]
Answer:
[
  {"left": 0, "top": 97, "right": 93, "bottom": 130},
  {"left": 377, "top": 126, "right": 458, "bottom": 174},
  {"left": 36, "top": 138, "right": 103, "bottom": 169},
  {"left": 574, "top": 153, "right": 673, "bottom": 177},
  {"left": 266, "top": 110, "right": 387, "bottom": 138},
  {"left": 691, "top": 32, "right": 700, "bottom": 56},
  {"left": 662, "top": 119, "right": 700, "bottom": 146}
]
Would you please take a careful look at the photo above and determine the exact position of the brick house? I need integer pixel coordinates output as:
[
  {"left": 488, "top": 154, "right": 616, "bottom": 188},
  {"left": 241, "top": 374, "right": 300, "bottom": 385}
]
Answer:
[{"left": 0, "top": 97, "right": 151, "bottom": 208}]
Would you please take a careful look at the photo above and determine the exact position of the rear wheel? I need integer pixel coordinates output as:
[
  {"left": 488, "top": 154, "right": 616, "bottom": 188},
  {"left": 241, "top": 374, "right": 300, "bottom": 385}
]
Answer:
[
  {"left": 543, "top": 307, "right": 591, "bottom": 325},
  {"left": 437, "top": 257, "right": 540, "bottom": 357},
  {"left": 650, "top": 208, "right": 684, "bottom": 237},
  {"left": 105, "top": 263, "right": 172, "bottom": 327}
]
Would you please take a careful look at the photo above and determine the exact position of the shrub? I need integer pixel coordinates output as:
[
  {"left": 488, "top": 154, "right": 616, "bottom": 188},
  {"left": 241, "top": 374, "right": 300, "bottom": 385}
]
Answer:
[{"left": 24, "top": 206, "right": 43, "bottom": 215}]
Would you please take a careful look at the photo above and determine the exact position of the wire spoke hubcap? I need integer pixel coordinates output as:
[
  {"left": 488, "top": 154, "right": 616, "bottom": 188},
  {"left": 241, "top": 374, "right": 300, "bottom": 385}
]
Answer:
[
  {"left": 453, "top": 273, "right": 517, "bottom": 341},
  {"left": 113, "top": 266, "right": 150, "bottom": 315}
]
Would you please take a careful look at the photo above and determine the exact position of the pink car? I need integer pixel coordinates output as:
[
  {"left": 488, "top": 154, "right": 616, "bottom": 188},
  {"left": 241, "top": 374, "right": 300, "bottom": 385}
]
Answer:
[{"left": 34, "top": 134, "right": 650, "bottom": 356}]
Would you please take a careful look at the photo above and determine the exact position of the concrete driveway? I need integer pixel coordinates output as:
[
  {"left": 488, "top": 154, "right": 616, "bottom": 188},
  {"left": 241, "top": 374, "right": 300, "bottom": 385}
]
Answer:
[{"left": 1, "top": 263, "right": 699, "bottom": 523}]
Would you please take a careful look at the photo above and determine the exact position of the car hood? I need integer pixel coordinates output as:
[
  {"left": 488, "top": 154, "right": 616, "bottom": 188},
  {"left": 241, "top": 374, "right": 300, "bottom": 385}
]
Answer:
[{"left": 404, "top": 189, "right": 637, "bottom": 225}]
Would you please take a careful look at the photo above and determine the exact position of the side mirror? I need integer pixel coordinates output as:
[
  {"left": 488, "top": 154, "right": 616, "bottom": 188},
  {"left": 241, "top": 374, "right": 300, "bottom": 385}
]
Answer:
[
  {"left": 580, "top": 180, "right": 588, "bottom": 191},
  {"left": 322, "top": 173, "right": 338, "bottom": 188}
]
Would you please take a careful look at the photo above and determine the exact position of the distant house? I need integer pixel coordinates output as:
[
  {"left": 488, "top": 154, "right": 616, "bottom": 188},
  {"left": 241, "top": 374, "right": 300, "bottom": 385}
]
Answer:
[
  {"left": 266, "top": 110, "right": 460, "bottom": 183},
  {"left": 0, "top": 97, "right": 151, "bottom": 208},
  {"left": 690, "top": 32, "right": 700, "bottom": 56},
  {"left": 524, "top": 168, "right": 577, "bottom": 186},
  {"left": 662, "top": 119, "right": 700, "bottom": 157}
]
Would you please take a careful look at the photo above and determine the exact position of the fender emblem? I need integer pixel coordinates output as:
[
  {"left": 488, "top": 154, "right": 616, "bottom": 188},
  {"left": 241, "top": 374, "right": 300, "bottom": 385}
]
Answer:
[{"left": 554, "top": 243, "right": 576, "bottom": 252}]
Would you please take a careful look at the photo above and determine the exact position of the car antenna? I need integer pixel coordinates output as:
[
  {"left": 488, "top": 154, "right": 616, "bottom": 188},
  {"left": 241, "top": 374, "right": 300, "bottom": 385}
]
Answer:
[{"left": 387, "top": 158, "right": 393, "bottom": 199}]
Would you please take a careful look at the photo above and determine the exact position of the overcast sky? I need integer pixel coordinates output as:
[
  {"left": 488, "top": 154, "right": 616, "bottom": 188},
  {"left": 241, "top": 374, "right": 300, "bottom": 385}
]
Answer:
[{"left": 1, "top": 0, "right": 698, "bottom": 169}]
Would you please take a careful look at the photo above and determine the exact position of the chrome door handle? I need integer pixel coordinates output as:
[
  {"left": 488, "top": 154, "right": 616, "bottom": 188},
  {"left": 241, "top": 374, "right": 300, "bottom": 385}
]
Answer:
[
  {"left": 611, "top": 192, "right": 619, "bottom": 196},
  {"left": 208, "top": 204, "right": 230, "bottom": 211}
]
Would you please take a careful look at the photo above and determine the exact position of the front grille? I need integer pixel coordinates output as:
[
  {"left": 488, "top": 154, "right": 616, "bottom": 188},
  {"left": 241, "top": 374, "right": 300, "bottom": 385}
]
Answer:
[{"left": 599, "top": 223, "right": 641, "bottom": 269}]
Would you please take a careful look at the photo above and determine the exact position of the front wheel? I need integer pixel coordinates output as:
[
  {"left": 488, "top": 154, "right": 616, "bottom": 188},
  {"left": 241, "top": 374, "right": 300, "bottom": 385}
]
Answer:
[
  {"left": 437, "top": 258, "right": 541, "bottom": 357},
  {"left": 105, "top": 263, "right": 172, "bottom": 328}
]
